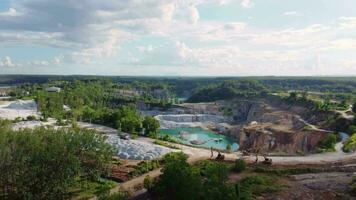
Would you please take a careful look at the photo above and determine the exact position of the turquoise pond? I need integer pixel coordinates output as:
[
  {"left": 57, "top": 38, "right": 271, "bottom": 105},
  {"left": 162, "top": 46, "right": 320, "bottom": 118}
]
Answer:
[{"left": 159, "top": 127, "right": 239, "bottom": 151}]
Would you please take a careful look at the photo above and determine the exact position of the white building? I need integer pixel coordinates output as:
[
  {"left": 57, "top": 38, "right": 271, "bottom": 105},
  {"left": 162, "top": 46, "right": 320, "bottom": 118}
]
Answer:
[{"left": 46, "top": 86, "right": 61, "bottom": 93}]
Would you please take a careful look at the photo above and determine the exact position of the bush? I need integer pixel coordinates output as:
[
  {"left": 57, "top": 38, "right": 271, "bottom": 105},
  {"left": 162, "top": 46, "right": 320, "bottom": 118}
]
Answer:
[
  {"left": 226, "top": 144, "right": 232, "bottom": 152},
  {"left": 318, "top": 134, "right": 337, "bottom": 151},
  {"left": 143, "top": 175, "right": 155, "bottom": 192},
  {"left": 26, "top": 115, "right": 37, "bottom": 121},
  {"left": 343, "top": 133, "right": 356, "bottom": 153},
  {"left": 348, "top": 125, "right": 356, "bottom": 135},
  {"left": 129, "top": 160, "right": 160, "bottom": 178},
  {"left": 239, "top": 175, "right": 280, "bottom": 199},
  {"left": 234, "top": 159, "right": 246, "bottom": 172}
]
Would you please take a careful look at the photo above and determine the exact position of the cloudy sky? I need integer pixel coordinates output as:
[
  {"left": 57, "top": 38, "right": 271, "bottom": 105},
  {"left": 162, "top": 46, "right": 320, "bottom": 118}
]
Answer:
[{"left": 0, "top": 0, "right": 356, "bottom": 76}]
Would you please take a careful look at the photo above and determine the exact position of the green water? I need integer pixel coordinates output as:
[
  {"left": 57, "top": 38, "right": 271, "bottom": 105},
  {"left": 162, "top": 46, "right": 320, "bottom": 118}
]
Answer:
[{"left": 159, "top": 127, "right": 239, "bottom": 151}]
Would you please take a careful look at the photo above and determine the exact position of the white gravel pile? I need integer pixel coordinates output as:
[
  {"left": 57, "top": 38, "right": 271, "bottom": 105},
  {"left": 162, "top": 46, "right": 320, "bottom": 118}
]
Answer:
[
  {"left": 106, "top": 134, "right": 171, "bottom": 160},
  {"left": 0, "top": 100, "right": 39, "bottom": 120}
]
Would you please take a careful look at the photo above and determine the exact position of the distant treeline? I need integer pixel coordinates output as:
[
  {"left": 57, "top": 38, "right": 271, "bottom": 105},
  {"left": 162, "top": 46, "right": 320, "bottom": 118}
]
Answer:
[{"left": 2, "top": 75, "right": 356, "bottom": 96}]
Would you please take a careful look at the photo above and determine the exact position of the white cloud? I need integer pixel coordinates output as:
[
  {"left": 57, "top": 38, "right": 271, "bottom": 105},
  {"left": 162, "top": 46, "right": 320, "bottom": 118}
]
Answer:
[
  {"left": 0, "top": 57, "right": 17, "bottom": 67},
  {"left": 1, "top": 0, "right": 356, "bottom": 76},
  {"left": 338, "top": 17, "right": 356, "bottom": 29},
  {"left": 0, "top": 8, "right": 21, "bottom": 17},
  {"left": 283, "top": 11, "right": 302, "bottom": 16},
  {"left": 241, "top": 0, "right": 254, "bottom": 8}
]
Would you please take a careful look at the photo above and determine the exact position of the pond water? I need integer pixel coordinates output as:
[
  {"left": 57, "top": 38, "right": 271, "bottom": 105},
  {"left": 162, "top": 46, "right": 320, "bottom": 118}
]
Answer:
[
  {"left": 339, "top": 132, "right": 350, "bottom": 143},
  {"left": 159, "top": 127, "right": 239, "bottom": 151}
]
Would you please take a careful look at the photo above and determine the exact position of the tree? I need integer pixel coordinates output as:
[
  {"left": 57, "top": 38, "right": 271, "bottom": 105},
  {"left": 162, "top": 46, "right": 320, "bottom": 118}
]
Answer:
[
  {"left": 288, "top": 92, "right": 298, "bottom": 102},
  {"left": 199, "top": 162, "right": 237, "bottom": 200},
  {"left": 154, "top": 152, "right": 202, "bottom": 200},
  {"left": 0, "top": 127, "right": 113, "bottom": 200},
  {"left": 142, "top": 116, "right": 160, "bottom": 136},
  {"left": 353, "top": 102, "right": 356, "bottom": 113}
]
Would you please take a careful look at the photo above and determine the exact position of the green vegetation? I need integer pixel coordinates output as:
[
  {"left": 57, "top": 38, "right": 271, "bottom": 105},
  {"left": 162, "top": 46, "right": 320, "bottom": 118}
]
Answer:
[
  {"left": 148, "top": 153, "right": 280, "bottom": 200},
  {"left": 317, "top": 133, "right": 337, "bottom": 152},
  {"left": 239, "top": 175, "right": 281, "bottom": 200},
  {"left": 153, "top": 152, "right": 202, "bottom": 200},
  {"left": 143, "top": 175, "right": 155, "bottom": 192},
  {"left": 99, "top": 192, "right": 128, "bottom": 200},
  {"left": 350, "top": 177, "right": 356, "bottom": 197},
  {"left": 253, "top": 167, "right": 322, "bottom": 176},
  {"left": 153, "top": 140, "right": 180, "bottom": 149},
  {"left": 69, "top": 179, "right": 117, "bottom": 200},
  {"left": 188, "top": 80, "right": 267, "bottom": 102},
  {"left": 0, "top": 127, "right": 114, "bottom": 200},
  {"left": 343, "top": 133, "right": 356, "bottom": 153},
  {"left": 129, "top": 160, "right": 161, "bottom": 178},
  {"left": 234, "top": 159, "right": 246, "bottom": 172},
  {"left": 142, "top": 116, "right": 160, "bottom": 137}
]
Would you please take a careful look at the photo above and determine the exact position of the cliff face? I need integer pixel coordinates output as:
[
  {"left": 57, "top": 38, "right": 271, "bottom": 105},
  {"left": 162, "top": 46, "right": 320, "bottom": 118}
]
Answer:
[
  {"left": 239, "top": 125, "right": 329, "bottom": 154},
  {"left": 226, "top": 99, "right": 331, "bottom": 154}
]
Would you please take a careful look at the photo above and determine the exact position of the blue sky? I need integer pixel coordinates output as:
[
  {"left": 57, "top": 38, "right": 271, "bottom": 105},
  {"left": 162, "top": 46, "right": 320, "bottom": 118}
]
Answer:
[{"left": 0, "top": 0, "right": 356, "bottom": 76}]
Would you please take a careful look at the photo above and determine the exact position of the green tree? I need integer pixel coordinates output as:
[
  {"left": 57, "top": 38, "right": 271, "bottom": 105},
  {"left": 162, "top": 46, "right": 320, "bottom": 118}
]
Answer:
[
  {"left": 154, "top": 152, "right": 202, "bottom": 200},
  {"left": 0, "top": 127, "right": 113, "bottom": 200},
  {"left": 202, "top": 162, "right": 237, "bottom": 200},
  {"left": 142, "top": 116, "right": 160, "bottom": 136}
]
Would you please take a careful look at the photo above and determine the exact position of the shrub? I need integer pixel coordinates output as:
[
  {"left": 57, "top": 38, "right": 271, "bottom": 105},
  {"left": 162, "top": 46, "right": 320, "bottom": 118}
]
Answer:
[
  {"left": 26, "top": 115, "right": 37, "bottom": 121},
  {"left": 318, "top": 133, "right": 337, "bottom": 151},
  {"left": 226, "top": 144, "right": 232, "bottom": 152},
  {"left": 239, "top": 175, "right": 280, "bottom": 199},
  {"left": 143, "top": 175, "right": 155, "bottom": 192},
  {"left": 343, "top": 134, "right": 356, "bottom": 153},
  {"left": 234, "top": 159, "right": 246, "bottom": 172}
]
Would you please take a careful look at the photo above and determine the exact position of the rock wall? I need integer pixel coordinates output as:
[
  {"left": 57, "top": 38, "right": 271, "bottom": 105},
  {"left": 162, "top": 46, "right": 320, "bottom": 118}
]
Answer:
[
  {"left": 238, "top": 125, "right": 329, "bottom": 154},
  {"left": 155, "top": 114, "right": 228, "bottom": 129}
]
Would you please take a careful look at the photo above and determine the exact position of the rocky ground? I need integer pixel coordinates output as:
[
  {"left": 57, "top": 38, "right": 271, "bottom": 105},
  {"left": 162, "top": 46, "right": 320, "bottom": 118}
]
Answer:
[
  {"left": 78, "top": 122, "right": 172, "bottom": 160},
  {"left": 260, "top": 172, "right": 356, "bottom": 200},
  {"left": 0, "top": 100, "right": 39, "bottom": 120},
  {"left": 106, "top": 134, "right": 172, "bottom": 160}
]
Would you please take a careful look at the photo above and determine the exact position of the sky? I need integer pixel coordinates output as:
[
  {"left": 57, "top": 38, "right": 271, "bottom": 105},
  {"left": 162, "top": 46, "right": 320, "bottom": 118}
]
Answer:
[{"left": 0, "top": 0, "right": 356, "bottom": 76}]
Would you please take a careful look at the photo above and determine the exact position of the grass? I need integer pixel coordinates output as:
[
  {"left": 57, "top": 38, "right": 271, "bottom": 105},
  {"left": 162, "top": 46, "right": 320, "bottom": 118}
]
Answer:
[
  {"left": 128, "top": 160, "right": 161, "bottom": 178},
  {"left": 154, "top": 140, "right": 181, "bottom": 149},
  {"left": 253, "top": 167, "right": 322, "bottom": 176},
  {"left": 238, "top": 175, "right": 282, "bottom": 200},
  {"left": 69, "top": 179, "right": 117, "bottom": 200}
]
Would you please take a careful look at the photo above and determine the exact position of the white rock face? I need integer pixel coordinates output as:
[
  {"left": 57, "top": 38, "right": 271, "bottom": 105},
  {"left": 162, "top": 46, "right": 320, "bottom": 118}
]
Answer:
[
  {"left": 0, "top": 100, "right": 39, "bottom": 120},
  {"left": 155, "top": 114, "right": 226, "bottom": 129},
  {"left": 106, "top": 134, "right": 172, "bottom": 160}
]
